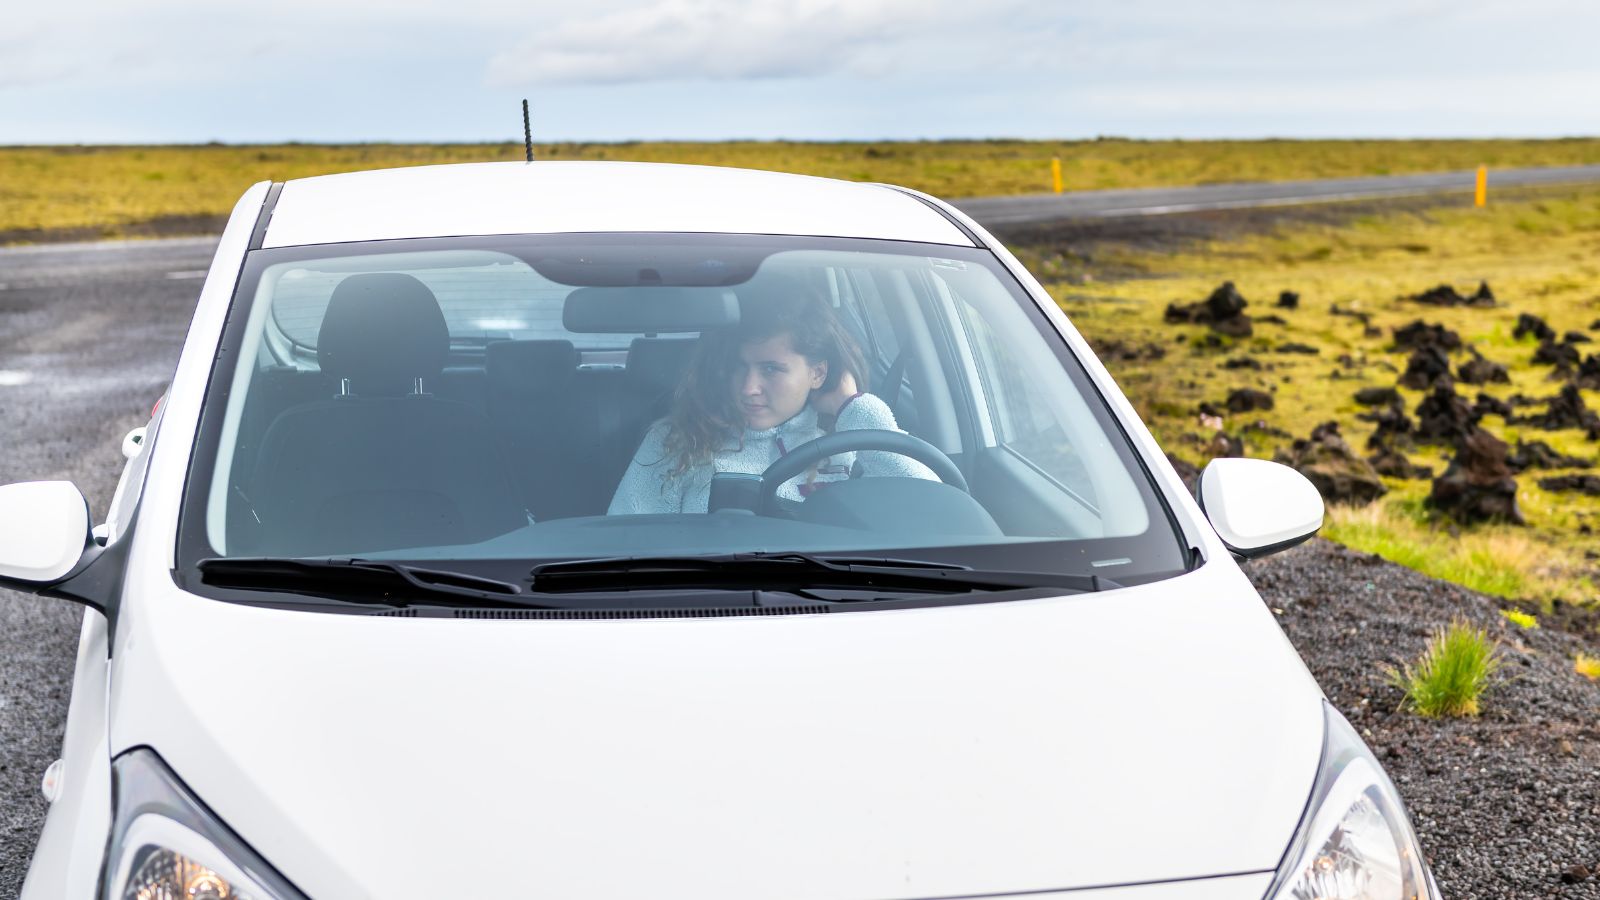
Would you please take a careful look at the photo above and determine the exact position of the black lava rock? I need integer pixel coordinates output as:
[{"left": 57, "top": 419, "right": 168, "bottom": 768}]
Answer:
[
  {"left": 1415, "top": 385, "right": 1481, "bottom": 445},
  {"left": 1276, "top": 421, "right": 1386, "bottom": 505},
  {"left": 1456, "top": 350, "right": 1510, "bottom": 386},
  {"left": 1165, "top": 281, "right": 1253, "bottom": 337},
  {"left": 1392, "top": 320, "right": 1462, "bottom": 352},
  {"left": 1092, "top": 339, "right": 1167, "bottom": 362},
  {"left": 1428, "top": 428, "right": 1524, "bottom": 524},
  {"left": 1355, "top": 386, "right": 1403, "bottom": 407},
  {"left": 1507, "top": 439, "right": 1591, "bottom": 472},
  {"left": 1275, "top": 342, "right": 1319, "bottom": 355},
  {"left": 1472, "top": 393, "right": 1514, "bottom": 420},
  {"left": 1361, "top": 401, "right": 1415, "bottom": 449},
  {"left": 1533, "top": 339, "right": 1581, "bottom": 371},
  {"left": 1573, "top": 354, "right": 1600, "bottom": 390},
  {"left": 1399, "top": 345, "right": 1454, "bottom": 391},
  {"left": 1519, "top": 384, "right": 1600, "bottom": 439},
  {"left": 1226, "top": 388, "right": 1275, "bottom": 413},
  {"left": 1514, "top": 312, "right": 1555, "bottom": 342},
  {"left": 1368, "top": 444, "right": 1435, "bottom": 480},
  {"left": 1409, "top": 281, "right": 1496, "bottom": 308},
  {"left": 1539, "top": 474, "right": 1600, "bottom": 495},
  {"left": 1330, "top": 304, "right": 1375, "bottom": 331}
]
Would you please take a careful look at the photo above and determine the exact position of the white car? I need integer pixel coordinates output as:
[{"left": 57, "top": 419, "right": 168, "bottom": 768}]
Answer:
[{"left": 2, "top": 162, "right": 1436, "bottom": 900}]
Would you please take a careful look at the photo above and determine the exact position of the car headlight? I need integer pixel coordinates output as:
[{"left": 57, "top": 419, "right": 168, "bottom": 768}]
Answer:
[
  {"left": 102, "top": 748, "right": 308, "bottom": 900},
  {"left": 1265, "top": 702, "right": 1439, "bottom": 900}
]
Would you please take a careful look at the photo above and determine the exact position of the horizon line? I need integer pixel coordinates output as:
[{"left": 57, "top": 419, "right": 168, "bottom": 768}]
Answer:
[{"left": 5, "top": 135, "right": 1600, "bottom": 149}]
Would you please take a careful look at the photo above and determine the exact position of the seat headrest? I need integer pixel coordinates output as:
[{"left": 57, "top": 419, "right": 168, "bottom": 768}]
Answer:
[
  {"left": 487, "top": 340, "right": 579, "bottom": 395},
  {"left": 626, "top": 338, "right": 696, "bottom": 394},
  {"left": 318, "top": 273, "right": 448, "bottom": 395}
]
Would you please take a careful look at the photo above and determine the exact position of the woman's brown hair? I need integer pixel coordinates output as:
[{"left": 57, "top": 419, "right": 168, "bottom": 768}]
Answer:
[{"left": 660, "top": 282, "right": 867, "bottom": 480}]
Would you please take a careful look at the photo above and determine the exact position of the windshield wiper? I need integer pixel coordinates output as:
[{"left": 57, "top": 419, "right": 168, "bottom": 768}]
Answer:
[
  {"left": 196, "top": 557, "right": 552, "bottom": 609},
  {"left": 528, "top": 552, "right": 1120, "bottom": 596},
  {"left": 197, "top": 553, "right": 1122, "bottom": 611}
]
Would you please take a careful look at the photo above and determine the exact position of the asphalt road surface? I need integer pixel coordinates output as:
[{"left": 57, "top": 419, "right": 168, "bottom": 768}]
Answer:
[
  {"left": 952, "top": 162, "right": 1600, "bottom": 225},
  {"left": 4, "top": 164, "right": 1600, "bottom": 889},
  {"left": 0, "top": 237, "right": 216, "bottom": 894}
]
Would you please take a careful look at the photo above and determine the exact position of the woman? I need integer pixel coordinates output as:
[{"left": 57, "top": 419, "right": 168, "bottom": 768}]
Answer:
[{"left": 608, "top": 289, "right": 936, "bottom": 515}]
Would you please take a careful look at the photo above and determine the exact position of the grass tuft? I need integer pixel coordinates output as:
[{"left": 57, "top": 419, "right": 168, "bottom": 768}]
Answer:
[
  {"left": 1576, "top": 654, "right": 1600, "bottom": 681},
  {"left": 1386, "top": 620, "right": 1503, "bottom": 718},
  {"left": 1500, "top": 608, "right": 1539, "bottom": 629}
]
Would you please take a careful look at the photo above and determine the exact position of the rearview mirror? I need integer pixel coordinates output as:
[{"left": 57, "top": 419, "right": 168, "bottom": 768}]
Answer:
[
  {"left": 1197, "top": 459, "right": 1324, "bottom": 560},
  {"left": 0, "top": 481, "right": 92, "bottom": 584}
]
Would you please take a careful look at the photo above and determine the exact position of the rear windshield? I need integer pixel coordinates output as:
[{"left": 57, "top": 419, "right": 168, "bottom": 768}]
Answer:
[
  {"left": 178, "top": 234, "right": 1187, "bottom": 598},
  {"left": 268, "top": 249, "right": 638, "bottom": 350}
]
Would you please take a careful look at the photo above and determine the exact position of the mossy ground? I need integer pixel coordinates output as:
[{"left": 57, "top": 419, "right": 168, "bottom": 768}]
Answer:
[
  {"left": 4, "top": 138, "right": 1600, "bottom": 239},
  {"left": 1011, "top": 183, "right": 1600, "bottom": 612}
]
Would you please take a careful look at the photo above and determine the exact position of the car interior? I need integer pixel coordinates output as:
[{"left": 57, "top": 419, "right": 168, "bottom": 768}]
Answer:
[{"left": 208, "top": 243, "right": 1159, "bottom": 563}]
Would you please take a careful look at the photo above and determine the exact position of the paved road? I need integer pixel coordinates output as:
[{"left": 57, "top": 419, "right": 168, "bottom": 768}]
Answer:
[
  {"left": 953, "top": 163, "right": 1600, "bottom": 225},
  {"left": 3, "top": 163, "right": 1599, "bottom": 886},
  {"left": 0, "top": 237, "right": 216, "bottom": 895}
]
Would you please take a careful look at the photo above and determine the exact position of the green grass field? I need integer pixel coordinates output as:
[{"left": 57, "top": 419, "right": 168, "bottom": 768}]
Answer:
[
  {"left": 4, "top": 138, "right": 1600, "bottom": 239},
  {"left": 1014, "top": 183, "right": 1600, "bottom": 610}
]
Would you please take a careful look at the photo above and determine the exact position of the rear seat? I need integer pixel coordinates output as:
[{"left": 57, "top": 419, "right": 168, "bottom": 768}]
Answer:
[
  {"left": 230, "top": 336, "right": 700, "bottom": 525},
  {"left": 230, "top": 365, "right": 488, "bottom": 494},
  {"left": 486, "top": 337, "right": 697, "bottom": 520}
]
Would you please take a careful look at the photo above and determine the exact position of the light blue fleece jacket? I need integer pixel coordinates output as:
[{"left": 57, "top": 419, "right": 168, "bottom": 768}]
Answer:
[{"left": 607, "top": 392, "right": 937, "bottom": 515}]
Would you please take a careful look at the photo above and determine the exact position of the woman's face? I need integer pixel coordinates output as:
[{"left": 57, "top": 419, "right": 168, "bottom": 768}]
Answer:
[{"left": 729, "top": 333, "right": 827, "bottom": 430}]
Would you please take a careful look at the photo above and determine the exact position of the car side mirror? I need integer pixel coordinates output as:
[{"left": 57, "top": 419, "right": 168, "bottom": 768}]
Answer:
[
  {"left": 1197, "top": 459, "right": 1324, "bottom": 560},
  {"left": 0, "top": 481, "right": 92, "bottom": 584}
]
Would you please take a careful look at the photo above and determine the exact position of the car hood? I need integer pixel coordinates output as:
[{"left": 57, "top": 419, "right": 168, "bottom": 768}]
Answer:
[{"left": 111, "top": 562, "right": 1322, "bottom": 900}]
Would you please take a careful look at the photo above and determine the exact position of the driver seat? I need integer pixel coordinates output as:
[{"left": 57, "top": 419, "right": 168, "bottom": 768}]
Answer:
[{"left": 242, "top": 273, "right": 527, "bottom": 556}]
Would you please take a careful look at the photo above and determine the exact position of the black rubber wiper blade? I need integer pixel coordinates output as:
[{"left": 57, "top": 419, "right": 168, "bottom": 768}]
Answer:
[
  {"left": 528, "top": 552, "right": 1119, "bottom": 596},
  {"left": 196, "top": 557, "right": 556, "bottom": 609}
]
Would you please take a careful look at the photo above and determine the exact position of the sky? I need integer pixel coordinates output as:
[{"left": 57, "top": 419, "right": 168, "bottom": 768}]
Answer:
[{"left": 3, "top": 0, "right": 1598, "bottom": 144}]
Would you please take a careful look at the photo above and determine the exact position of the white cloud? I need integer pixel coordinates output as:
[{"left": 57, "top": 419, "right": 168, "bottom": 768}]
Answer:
[{"left": 484, "top": 0, "right": 998, "bottom": 86}]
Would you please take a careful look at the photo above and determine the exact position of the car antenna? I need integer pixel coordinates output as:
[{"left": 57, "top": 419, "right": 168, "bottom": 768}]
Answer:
[{"left": 521, "top": 99, "right": 535, "bottom": 162}]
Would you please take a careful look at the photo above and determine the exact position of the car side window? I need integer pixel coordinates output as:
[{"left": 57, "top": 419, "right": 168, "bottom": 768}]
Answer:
[{"left": 951, "top": 293, "right": 1098, "bottom": 507}]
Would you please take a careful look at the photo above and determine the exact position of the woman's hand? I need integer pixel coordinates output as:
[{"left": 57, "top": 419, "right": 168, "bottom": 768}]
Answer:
[{"left": 810, "top": 370, "right": 859, "bottom": 419}]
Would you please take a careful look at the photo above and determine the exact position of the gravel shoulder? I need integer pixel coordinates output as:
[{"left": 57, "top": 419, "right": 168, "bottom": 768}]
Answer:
[{"left": 1251, "top": 538, "right": 1600, "bottom": 898}]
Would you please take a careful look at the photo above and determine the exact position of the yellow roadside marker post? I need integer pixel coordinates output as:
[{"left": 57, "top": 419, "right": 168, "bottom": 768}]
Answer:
[
  {"left": 1051, "top": 157, "right": 1064, "bottom": 194},
  {"left": 1475, "top": 165, "right": 1487, "bottom": 207}
]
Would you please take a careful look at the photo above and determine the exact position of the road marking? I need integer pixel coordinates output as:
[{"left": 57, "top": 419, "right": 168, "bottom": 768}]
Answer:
[
  {"left": 165, "top": 270, "right": 208, "bottom": 280},
  {"left": 0, "top": 370, "right": 34, "bottom": 386}
]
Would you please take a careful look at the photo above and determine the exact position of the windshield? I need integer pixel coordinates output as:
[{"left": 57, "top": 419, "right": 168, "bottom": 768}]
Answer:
[{"left": 177, "top": 234, "right": 1186, "bottom": 602}]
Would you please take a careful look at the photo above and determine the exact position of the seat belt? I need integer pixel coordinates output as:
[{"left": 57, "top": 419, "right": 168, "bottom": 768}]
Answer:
[{"left": 880, "top": 352, "right": 908, "bottom": 418}]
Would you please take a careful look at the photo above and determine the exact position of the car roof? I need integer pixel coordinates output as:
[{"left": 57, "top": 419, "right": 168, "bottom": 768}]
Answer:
[{"left": 262, "top": 161, "right": 975, "bottom": 249}]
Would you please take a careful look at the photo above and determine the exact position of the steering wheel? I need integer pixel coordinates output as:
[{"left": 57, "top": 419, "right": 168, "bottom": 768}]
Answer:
[{"left": 757, "top": 429, "right": 968, "bottom": 516}]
